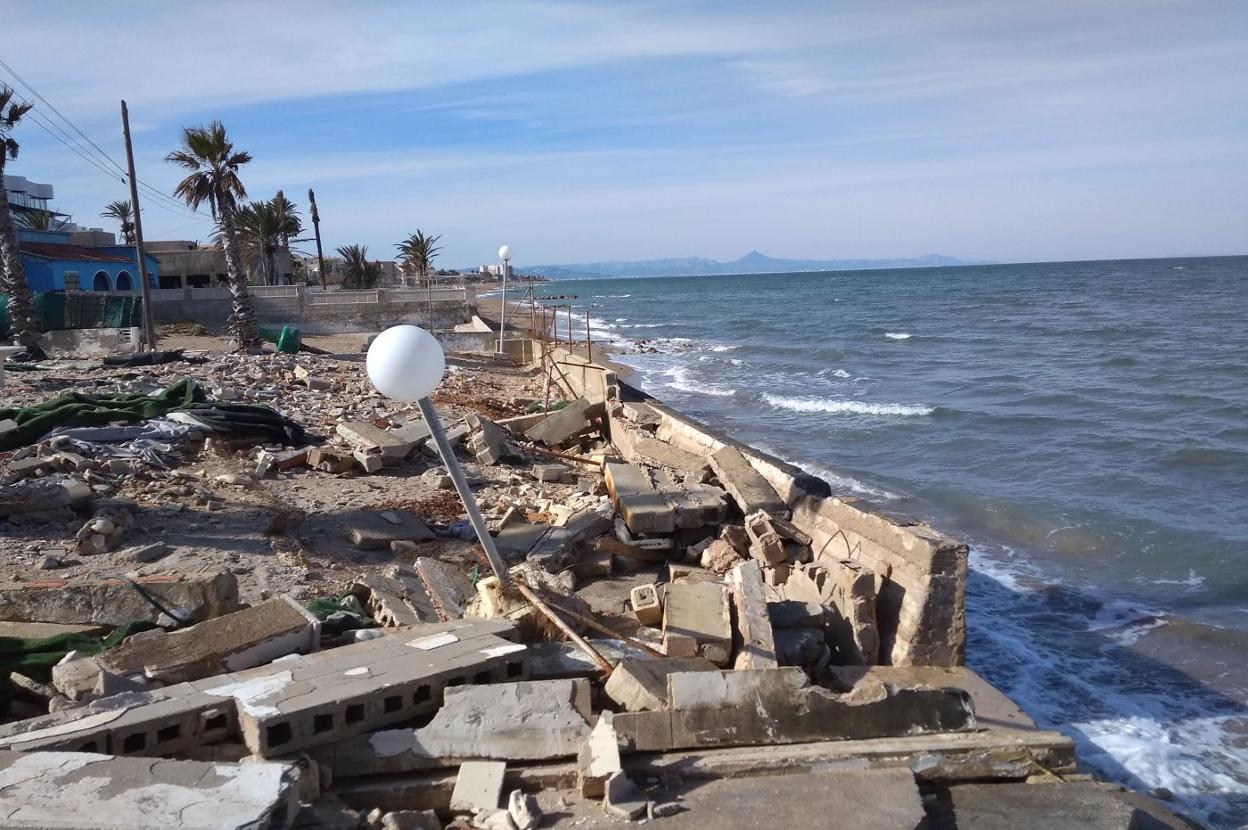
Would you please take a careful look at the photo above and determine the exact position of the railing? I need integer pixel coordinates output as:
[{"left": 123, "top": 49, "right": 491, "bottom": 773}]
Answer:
[{"left": 147, "top": 286, "right": 470, "bottom": 305}]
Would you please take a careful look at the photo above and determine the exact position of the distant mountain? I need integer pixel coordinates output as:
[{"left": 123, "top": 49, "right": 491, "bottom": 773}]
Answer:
[{"left": 522, "top": 250, "right": 973, "bottom": 279}]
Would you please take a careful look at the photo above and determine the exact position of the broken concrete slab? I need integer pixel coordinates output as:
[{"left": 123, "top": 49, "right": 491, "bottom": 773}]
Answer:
[
  {"left": 578, "top": 712, "right": 622, "bottom": 798},
  {"left": 785, "top": 560, "right": 880, "bottom": 665},
  {"left": 945, "top": 781, "right": 1157, "bottom": 830},
  {"left": 523, "top": 398, "right": 597, "bottom": 448},
  {"left": 525, "top": 640, "right": 658, "bottom": 680},
  {"left": 450, "top": 760, "right": 506, "bottom": 813},
  {"left": 708, "top": 445, "right": 788, "bottom": 518},
  {"left": 342, "top": 510, "right": 435, "bottom": 550},
  {"left": 413, "top": 558, "right": 470, "bottom": 620},
  {"left": 337, "top": 421, "right": 423, "bottom": 459},
  {"left": 604, "top": 657, "right": 719, "bottom": 712},
  {"left": 603, "top": 770, "right": 650, "bottom": 820},
  {"left": 0, "top": 750, "right": 299, "bottom": 830},
  {"left": 699, "top": 538, "right": 743, "bottom": 574},
  {"left": 661, "top": 581, "right": 731, "bottom": 666},
  {"left": 603, "top": 462, "right": 675, "bottom": 535},
  {"left": 0, "top": 572, "right": 240, "bottom": 627},
  {"left": 350, "top": 564, "right": 441, "bottom": 627},
  {"left": 0, "top": 477, "right": 92, "bottom": 517},
  {"left": 613, "top": 667, "right": 976, "bottom": 752},
  {"left": 728, "top": 560, "right": 778, "bottom": 670},
  {"left": 767, "top": 600, "right": 825, "bottom": 629},
  {"left": 0, "top": 620, "right": 108, "bottom": 639},
  {"left": 99, "top": 596, "right": 320, "bottom": 684},
  {"left": 468, "top": 415, "right": 510, "bottom": 466},
  {"left": 314, "top": 678, "right": 591, "bottom": 777}
]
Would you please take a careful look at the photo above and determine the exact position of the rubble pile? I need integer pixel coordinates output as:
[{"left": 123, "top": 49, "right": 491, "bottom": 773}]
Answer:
[{"left": 0, "top": 341, "right": 1181, "bottom": 829}]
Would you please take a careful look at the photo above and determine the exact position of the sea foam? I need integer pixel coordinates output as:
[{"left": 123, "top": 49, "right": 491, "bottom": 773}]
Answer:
[
  {"left": 885, "top": 331, "right": 913, "bottom": 340},
  {"left": 763, "top": 394, "right": 933, "bottom": 416}
]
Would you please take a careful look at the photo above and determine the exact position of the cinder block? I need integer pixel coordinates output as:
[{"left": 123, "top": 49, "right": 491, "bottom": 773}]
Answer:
[{"left": 629, "top": 584, "right": 662, "bottom": 626}]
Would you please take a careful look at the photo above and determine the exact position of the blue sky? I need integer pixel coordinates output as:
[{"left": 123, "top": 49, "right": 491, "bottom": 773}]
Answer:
[{"left": 4, "top": 1, "right": 1246, "bottom": 267}]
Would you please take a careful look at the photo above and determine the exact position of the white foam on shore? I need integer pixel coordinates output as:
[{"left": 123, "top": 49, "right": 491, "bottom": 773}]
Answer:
[
  {"left": 885, "top": 331, "right": 912, "bottom": 340},
  {"left": 763, "top": 394, "right": 934, "bottom": 416},
  {"left": 663, "top": 365, "right": 736, "bottom": 397}
]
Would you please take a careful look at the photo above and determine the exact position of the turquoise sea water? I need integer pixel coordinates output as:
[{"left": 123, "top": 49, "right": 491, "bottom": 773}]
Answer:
[{"left": 527, "top": 256, "right": 1248, "bottom": 827}]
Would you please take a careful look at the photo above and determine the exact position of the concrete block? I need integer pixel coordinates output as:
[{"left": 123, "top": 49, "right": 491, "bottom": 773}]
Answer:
[
  {"left": 603, "top": 771, "right": 649, "bottom": 820},
  {"left": 532, "top": 463, "right": 571, "bottom": 483},
  {"left": 744, "top": 511, "right": 786, "bottom": 565},
  {"left": 468, "top": 415, "right": 510, "bottom": 466},
  {"left": 578, "top": 712, "right": 622, "bottom": 798},
  {"left": 661, "top": 582, "right": 731, "bottom": 666},
  {"left": 314, "top": 678, "right": 590, "bottom": 777},
  {"left": 728, "top": 560, "right": 778, "bottom": 670},
  {"left": 0, "top": 572, "right": 239, "bottom": 627},
  {"left": 52, "top": 653, "right": 105, "bottom": 701},
  {"left": 629, "top": 584, "right": 662, "bottom": 626},
  {"left": 337, "top": 421, "right": 421, "bottom": 459},
  {"left": 342, "top": 510, "right": 435, "bottom": 550},
  {"left": 0, "top": 750, "right": 299, "bottom": 829},
  {"left": 450, "top": 760, "right": 506, "bottom": 812},
  {"left": 413, "top": 558, "right": 471, "bottom": 620},
  {"left": 699, "top": 538, "right": 743, "bottom": 574},
  {"left": 708, "top": 445, "right": 788, "bottom": 518},
  {"left": 351, "top": 564, "right": 441, "bottom": 627},
  {"left": 524, "top": 398, "right": 596, "bottom": 447},
  {"left": 100, "top": 596, "right": 320, "bottom": 684},
  {"left": 603, "top": 658, "right": 718, "bottom": 712}
]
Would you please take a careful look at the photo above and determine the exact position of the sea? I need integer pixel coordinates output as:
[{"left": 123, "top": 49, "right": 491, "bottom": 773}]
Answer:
[{"left": 524, "top": 256, "right": 1248, "bottom": 827}]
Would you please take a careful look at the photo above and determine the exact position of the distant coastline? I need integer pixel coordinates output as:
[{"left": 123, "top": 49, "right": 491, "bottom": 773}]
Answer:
[{"left": 524, "top": 250, "right": 984, "bottom": 279}]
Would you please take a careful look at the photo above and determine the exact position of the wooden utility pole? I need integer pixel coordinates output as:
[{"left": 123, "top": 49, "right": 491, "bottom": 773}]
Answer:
[
  {"left": 308, "top": 188, "right": 327, "bottom": 291},
  {"left": 120, "top": 100, "right": 156, "bottom": 351}
]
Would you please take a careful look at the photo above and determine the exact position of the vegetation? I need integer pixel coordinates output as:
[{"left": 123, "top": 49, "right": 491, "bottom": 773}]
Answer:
[
  {"left": 101, "top": 199, "right": 136, "bottom": 244},
  {"left": 17, "top": 207, "right": 70, "bottom": 232},
  {"left": 166, "top": 121, "right": 259, "bottom": 349},
  {"left": 336, "top": 244, "right": 381, "bottom": 289},
  {"left": 232, "top": 200, "right": 282, "bottom": 285},
  {"left": 396, "top": 230, "right": 442, "bottom": 286},
  {"left": 271, "top": 190, "right": 301, "bottom": 278},
  {"left": 0, "top": 84, "right": 40, "bottom": 353}
]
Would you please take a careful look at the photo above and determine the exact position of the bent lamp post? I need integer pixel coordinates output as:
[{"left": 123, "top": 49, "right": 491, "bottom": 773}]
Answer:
[{"left": 366, "top": 324, "right": 510, "bottom": 584}]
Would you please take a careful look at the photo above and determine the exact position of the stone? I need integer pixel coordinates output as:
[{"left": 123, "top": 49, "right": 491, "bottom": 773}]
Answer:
[
  {"left": 603, "top": 657, "right": 718, "bottom": 712},
  {"left": 661, "top": 581, "right": 731, "bottom": 666},
  {"left": 343, "top": 510, "right": 435, "bottom": 550},
  {"left": 450, "top": 760, "right": 506, "bottom": 812},
  {"left": 577, "top": 712, "right": 622, "bottom": 798},
  {"left": 699, "top": 538, "right": 743, "bottom": 574},
  {"left": 472, "top": 810, "right": 515, "bottom": 830},
  {"left": 729, "top": 560, "right": 778, "bottom": 670},
  {"left": 100, "top": 596, "right": 321, "bottom": 684},
  {"left": 0, "top": 750, "right": 299, "bottom": 830},
  {"left": 507, "top": 790, "right": 542, "bottom": 830},
  {"left": 308, "top": 447, "right": 355, "bottom": 473},
  {"left": 381, "top": 810, "right": 442, "bottom": 830},
  {"left": 314, "top": 678, "right": 589, "bottom": 777},
  {"left": 125, "top": 542, "right": 171, "bottom": 564},
  {"left": 9, "top": 671, "right": 56, "bottom": 702},
  {"left": 629, "top": 583, "right": 662, "bottom": 626},
  {"left": 353, "top": 451, "right": 384, "bottom": 474},
  {"left": 603, "top": 771, "right": 650, "bottom": 820},
  {"left": 0, "top": 572, "right": 240, "bottom": 627},
  {"left": 708, "top": 445, "right": 788, "bottom": 518},
  {"left": 523, "top": 398, "right": 596, "bottom": 447}
]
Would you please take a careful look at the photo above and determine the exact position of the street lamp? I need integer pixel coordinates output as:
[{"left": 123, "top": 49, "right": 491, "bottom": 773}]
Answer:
[
  {"left": 366, "top": 325, "right": 509, "bottom": 583},
  {"left": 497, "top": 244, "right": 511, "bottom": 355}
]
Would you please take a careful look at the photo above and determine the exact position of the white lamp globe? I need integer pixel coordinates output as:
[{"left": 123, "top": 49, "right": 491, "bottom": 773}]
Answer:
[
  {"left": 366, "top": 325, "right": 446, "bottom": 402},
  {"left": 498, "top": 244, "right": 511, "bottom": 262}
]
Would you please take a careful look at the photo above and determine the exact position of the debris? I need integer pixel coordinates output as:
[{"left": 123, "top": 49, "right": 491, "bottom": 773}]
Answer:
[
  {"left": 578, "top": 711, "right": 622, "bottom": 798},
  {"left": 661, "top": 581, "right": 732, "bottom": 666},
  {"left": 708, "top": 444, "right": 788, "bottom": 518},
  {"left": 467, "top": 415, "right": 511, "bottom": 465},
  {"left": 629, "top": 583, "right": 663, "bottom": 626},
  {"left": 729, "top": 560, "right": 778, "bottom": 670},
  {"left": 125, "top": 541, "right": 171, "bottom": 564},
  {"left": 343, "top": 510, "right": 435, "bottom": 550},
  {"left": 450, "top": 760, "right": 507, "bottom": 812},
  {"left": 532, "top": 463, "right": 573, "bottom": 483},
  {"left": 699, "top": 538, "right": 744, "bottom": 573},
  {"left": 382, "top": 809, "right": 442, "bottom": 830},
  {"left": 72, "top": 507, "right": 134, "bottom": 556},
  {"left": 337, "top": 421, "right": 422, "bottom": 459},
  {"left": 603, "top": 462, "right": 674, "bottom": 534},
  {"left": 603, "top": 770, "right": 650, "bottom": 820},
  {"left": 523, "top": 397, "right": 597, "bottom": 448},
  {"left": 507, "top": 790, "right": 542, "bottom": 830},
  {"left": 99, "top": 595, "right": 321, "bottom": 684},
  {"left": 743, "top": 510, "right": 786, "bottom": 565},
  {"left": 604, "top": 657, "right": 718, "bottom": 712},
  {"left": 0, "top": 571, "right": 239, "bottom": 626}
]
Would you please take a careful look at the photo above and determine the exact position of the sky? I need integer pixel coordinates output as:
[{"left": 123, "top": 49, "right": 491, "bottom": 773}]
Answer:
[{"left": 2, "top": 1, "right": 1246, "bottom": 268}]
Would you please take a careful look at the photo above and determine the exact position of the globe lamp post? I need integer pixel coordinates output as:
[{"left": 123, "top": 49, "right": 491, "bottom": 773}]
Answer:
[
  {"left": 497, "top": 244, "right": 511, "bottom": 355},
  {"left": 366, "top": 324, "right": 509, "bottom": 583}
]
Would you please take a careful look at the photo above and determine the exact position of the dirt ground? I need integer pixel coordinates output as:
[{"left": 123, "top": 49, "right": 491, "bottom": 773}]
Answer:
[{"left": 0, "top": 333, "right": 596, "bottom": 609}]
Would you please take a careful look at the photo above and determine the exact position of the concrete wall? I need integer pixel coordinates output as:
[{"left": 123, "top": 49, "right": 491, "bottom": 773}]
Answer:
[{"left": 542, "top": 344, "right": 968, "bottom": 667}]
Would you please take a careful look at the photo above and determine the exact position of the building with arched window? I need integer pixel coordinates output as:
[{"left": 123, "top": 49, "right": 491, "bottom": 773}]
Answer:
[{"left": 16, "top": 229, "right": 159, "bottom": 293}]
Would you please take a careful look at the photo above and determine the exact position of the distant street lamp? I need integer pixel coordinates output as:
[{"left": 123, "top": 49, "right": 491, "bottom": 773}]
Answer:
[
  {"left": 497, "top": 244, "right": 511, "bottom": 355},
  {"left": 366, "top": 325, "right": 509, "bottom": 583}
]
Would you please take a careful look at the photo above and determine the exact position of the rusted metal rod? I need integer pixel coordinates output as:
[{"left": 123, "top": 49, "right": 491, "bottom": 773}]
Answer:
[
  {"left": 551, "top": 603, "right": 667, "bottom": 658},
  {"left": 514, "top": 581, "right": 614, "bottom": 675}
]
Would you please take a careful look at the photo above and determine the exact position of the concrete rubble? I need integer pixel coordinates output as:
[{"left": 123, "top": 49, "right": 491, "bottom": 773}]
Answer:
[{"left": 0, "top": 336, "right": 1193, "bottom": 830}]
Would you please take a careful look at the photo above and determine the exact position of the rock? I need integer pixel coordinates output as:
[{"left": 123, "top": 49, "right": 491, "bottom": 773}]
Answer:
[
  {"left": 507, "top": 790, "right": 542, "bottom": 830},
  {"left": 382, "top": 809, "right": 442, "bottom": 830},
  {"left": 126, "top": 542, "right": 171, "bottom": 564},
  {"left": 699, "top": 538, "right": 743, "bottom": 574},
  {"left": 471, "top": 810, "right": 515, "bottom": 830},
  {"left": 214, "top": 473, "right": 253, "bottom": 487},
  {"left": 36, "top": 555, "right": 64, "bottom": 570},
  {"left": 50, "top": 652, "right": 103, "bottom": 701},
  {"left": 603, "top": 771, "right": 650, "bottom": 820}
]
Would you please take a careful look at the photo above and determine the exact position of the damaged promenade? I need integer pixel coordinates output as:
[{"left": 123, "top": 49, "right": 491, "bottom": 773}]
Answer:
[{"left": 0, "top": 329, "right": 1200, "bottom": 830}]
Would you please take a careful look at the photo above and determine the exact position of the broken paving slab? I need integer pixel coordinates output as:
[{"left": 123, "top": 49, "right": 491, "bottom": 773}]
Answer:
[
  {"left": 99, "top": 596, "right": 320, "bottom": 684},
  {"left": 603, "top": 462, "right": 675, "bottom": 535},
  {"left": 337, "top": 421, "right": 424, "bottom": 459},
  {"left": 728, "top": 560, "right": 778, "bottom": 670},
  {"left": 661, "top": 581, "right": 732, "bottom": 666},
  {"left": 450, "top": 760, "right": 506, "bottom": 813},
  {"left": 604, "top": 657, "right": 718, "bottom": 712},
  {"left": 314, "top": 678, "right": 592, "bottom": 777},
  {"left": 342, "top": 510, "right": 435, "bottom": 550},
  {"left": 525, "top": 640, "right": 658, "bottom": 680},
  {"left": 523, "top": 397, "right": 598, "bottom": 448},
  {"left": 0, "top": 571, "right": 240, "bottom": 627},
  {"left": 708, "top": 444, "right": 789, "bottom": 518},
  {"left": 612, "top": 667, "right": 977, "bottom": 752},
  {"left": 350, "top": 564, "right": 441, "bottom": 627},
  {"left": 0, "top": 750, "right": 299, "bottom": 830}
]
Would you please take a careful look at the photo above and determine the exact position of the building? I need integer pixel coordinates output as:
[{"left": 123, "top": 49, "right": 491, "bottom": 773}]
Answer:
[
  {"left": 146, "top": 241, "right": 293, "bottom": 288},
  {"left": 17, "top": 228, "right": 159, "bottom": 293},
  {"left": 4, "top": 174, "right": 102, "bottom": 232}
]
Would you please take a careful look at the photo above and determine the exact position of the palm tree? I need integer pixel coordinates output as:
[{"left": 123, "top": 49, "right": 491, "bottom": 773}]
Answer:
[
  {"left": 271, "top": 190, "right": 301, "bottom": 284},
  {"left": 232, "top": 200, "right": 282, "bottom": 285},
  {"left": 166, "top": 121, "right": 258, "bottom": 349},
  {"left": 101, "top": 199, "right": 135, "bottom": 244},
  {"left": 336, "top": 244, "right": 381, "bottom": 289},
  {"left": 395, "top": 230, "right": 442, "bottom": 287},
  {"left": 0, "top": 85, "right": 40, "bottom": 355},
  {"left": 17, "top": 207, "right": 71, "bottom": 232}
]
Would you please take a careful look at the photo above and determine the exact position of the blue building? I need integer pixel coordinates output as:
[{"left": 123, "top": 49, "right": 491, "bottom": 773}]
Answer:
[{"left": 17, "top": 229, "right": 160, "bottom": 293}]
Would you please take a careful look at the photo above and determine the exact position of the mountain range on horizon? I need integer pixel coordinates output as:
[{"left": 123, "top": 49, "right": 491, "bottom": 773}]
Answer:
[{"left": 518, "top": 250, "right": 978, "bottom": 279}]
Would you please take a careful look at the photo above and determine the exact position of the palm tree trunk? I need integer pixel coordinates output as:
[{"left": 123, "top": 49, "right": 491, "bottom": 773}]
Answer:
[
  {"left": 0, "top": 157, "right": 41, "bottom": 352},
  {"left": 218, "top": 205, "right": 259, "bottom": 350}
]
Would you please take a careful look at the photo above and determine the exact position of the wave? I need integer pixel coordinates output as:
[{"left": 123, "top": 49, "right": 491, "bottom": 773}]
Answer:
[
  {"left": 884, "top": 331, "right": 912, "bottom": 340},
  {"left": 762, "top": 394, "right": 934, "bottom": 417},
  {"left": 708, "top": 344, "right": 738, "bottom": 352},
  {"left": 663, "top": 365, "right": 736, "bottom": 397}
]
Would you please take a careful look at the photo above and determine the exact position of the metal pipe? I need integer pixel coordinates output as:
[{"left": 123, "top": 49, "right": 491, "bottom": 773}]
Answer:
[
  {"left": 552, "top": 604, "right": 666, "bottom": 658},
  {"left": 417, "top": 397, "right": 509, "bottom": 585},
  {"left": 498, "top": 259, "right": 509, "bottom": 353},
  {"left": 514, "top": 582, "right": 614, "bottom": 675}
]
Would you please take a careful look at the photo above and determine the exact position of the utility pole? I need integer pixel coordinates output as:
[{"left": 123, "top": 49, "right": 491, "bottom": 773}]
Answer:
[
  {"left": 308, "top": 188, "right": 326, "bottom": 291},
  {"left": 120, "top": 100, "right": 156, "bottom": 351}
]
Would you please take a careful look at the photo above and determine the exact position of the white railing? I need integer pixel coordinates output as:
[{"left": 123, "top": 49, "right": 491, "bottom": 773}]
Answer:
[
  {"left": 249, "top": 285, "right": 301, "bottom": 298},
  {"left": 147, "top": 286, "right": 470, "bottom": 305}
]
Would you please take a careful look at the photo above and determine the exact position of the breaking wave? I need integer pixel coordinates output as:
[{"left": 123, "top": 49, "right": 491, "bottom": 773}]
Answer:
[
  {"left": 762, "top": 394, "right": 934, "bottom": 416},
  {"left": 884, "top": 331, "right": 912, "bottom": 340}
]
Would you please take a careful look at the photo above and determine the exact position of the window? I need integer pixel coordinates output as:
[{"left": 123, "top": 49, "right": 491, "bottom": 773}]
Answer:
[
  {"left": 115, "top": 271, "right": 133, "bottom": 292},
  {"left": 93, "top": 271, "right": 111, "bottom": 291},
  {"left": 63, "top": 271, "right": 79, "bottom": 292}
]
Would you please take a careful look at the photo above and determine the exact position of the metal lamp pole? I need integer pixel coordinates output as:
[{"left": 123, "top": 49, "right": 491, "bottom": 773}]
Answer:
[{"left": 497, "top": 244, "right": 511, "bottom": 354}]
